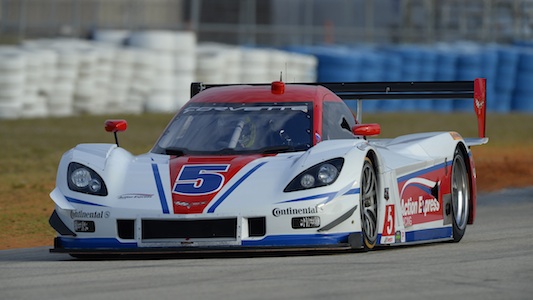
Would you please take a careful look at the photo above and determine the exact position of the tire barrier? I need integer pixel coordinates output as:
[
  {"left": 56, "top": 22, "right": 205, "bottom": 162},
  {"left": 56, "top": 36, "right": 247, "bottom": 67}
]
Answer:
[
  {"left": 3, "top": 34, "right": 533, "bottom": 119},
  {"left": 287, "top": 43, "right": 533, "bottom": 113},
  {"left": 0, "top": 32, "right": 318, "bottom": 119}
]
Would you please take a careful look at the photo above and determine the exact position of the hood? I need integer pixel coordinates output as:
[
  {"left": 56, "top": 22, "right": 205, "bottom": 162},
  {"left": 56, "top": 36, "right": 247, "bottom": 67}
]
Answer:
[{"left": 169, "top": 154, "right": 271, "bottom": 214}]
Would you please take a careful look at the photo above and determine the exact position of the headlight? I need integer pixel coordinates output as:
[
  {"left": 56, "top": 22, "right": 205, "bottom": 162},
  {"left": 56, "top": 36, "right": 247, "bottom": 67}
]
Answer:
[
  {"left": 67, "top": 162, "right": 108, "bottom": 196},
  {"left": 284, "top": 158, "right": 344, "bottom": 192},
  {"left": 317, "top": 164, "right": 338, "bottom": 184}
]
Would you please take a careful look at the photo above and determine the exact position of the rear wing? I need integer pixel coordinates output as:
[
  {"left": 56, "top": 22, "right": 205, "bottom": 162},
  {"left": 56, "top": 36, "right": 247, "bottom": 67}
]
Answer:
[
  {"left": 191, "top": 78, "right": 487, "bottom": 142},
  {"left": 317, "top": 78, "right": 487, "bottom": 141}
]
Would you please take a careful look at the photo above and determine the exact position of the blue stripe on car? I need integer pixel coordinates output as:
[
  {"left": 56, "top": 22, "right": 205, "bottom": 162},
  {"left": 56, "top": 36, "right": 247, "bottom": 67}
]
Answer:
[
  {"left": 343, "top": 188, "right": 360, "bottom": 195},
  {"left": 405, "top": 227, "right": 452, "bottom": 242},
  {"left": 397, "top": 160, "right": 452, "bottom": 183},
  {"left": 65, "top": 196, "right": 108, "bottom": 207},
  {"left": 276, "top": 187, "right": 359, "bottom": 205},
  {"left": 152, "top": 163, "right": 170, "bottom": 214},
  {"left": 207, "top": 162, "right": 267, "bottom": 213},
  {"left": 276, "top": 192, "right": 337, "bottom": 204},
  {"left": 57, "top": 237, "right": 137, "bottom": 249},
  {"left": 242, "top": 233, "right": 351, "bottom": 246}
]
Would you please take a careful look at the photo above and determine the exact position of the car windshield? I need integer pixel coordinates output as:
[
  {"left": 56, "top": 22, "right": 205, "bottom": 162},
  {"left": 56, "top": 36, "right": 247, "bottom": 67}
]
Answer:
[{"left": 152, "top": 102, "right": 313, "bottom": 155}]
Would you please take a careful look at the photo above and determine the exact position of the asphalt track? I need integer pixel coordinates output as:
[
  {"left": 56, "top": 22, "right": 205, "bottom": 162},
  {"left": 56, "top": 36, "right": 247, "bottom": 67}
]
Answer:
[{"left": 1, "top": 188, "right": 532, "bottom": 300}]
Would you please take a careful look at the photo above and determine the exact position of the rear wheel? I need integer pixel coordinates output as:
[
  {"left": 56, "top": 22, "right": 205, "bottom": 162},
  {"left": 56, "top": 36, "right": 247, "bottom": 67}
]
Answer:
[
  {"left": 451, "top": 149, "right": 470, "bottom": 242},
  {"left": 360, "top": 157, "right": 378, "bottom": 250}
]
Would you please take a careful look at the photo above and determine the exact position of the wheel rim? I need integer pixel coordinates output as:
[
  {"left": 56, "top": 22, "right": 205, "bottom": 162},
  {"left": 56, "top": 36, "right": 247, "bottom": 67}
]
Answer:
[
  {"left": 452, "top": 155, "right": 469, "bottom": 230},
  {"left": 361, "top": 162, "right": 378, "bottom": 245}
]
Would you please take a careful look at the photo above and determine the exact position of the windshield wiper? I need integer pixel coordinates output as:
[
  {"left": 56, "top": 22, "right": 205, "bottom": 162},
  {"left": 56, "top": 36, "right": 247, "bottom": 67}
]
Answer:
[
  {"left": 261, "top": 144, "right": 312, "bottom": 154},
  {"left": 164, "top": 147, "right": 188, "bottom": 156},
  {"left": 260, "top": 145, "right": 292, "bottom": 154}
]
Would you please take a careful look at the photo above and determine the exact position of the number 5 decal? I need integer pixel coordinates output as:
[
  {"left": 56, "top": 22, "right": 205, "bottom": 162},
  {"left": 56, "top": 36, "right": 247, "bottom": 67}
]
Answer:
[
  {"left": 383, "top": 204, "right": 395, "bottom": 236},
  {"left": 173, "top": 165, "right": 230, "bottom": 195}
]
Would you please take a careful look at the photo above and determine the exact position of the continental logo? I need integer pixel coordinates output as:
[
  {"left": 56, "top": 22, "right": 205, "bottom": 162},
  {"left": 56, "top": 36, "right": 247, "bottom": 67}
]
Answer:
[
  {"left": 272, "top": 206, "right": 318, "bottom": 217},
  {"left": 70, "top": 210, "right": 110, "bottom": 219}
]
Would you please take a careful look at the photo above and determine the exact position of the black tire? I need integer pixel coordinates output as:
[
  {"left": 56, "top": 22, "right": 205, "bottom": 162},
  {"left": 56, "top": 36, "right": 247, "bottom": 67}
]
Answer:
[
  {"left": 451, "top": 148, "right": 470, "bottom": 242},
  {"left": 360, "top": 157, "right": 378, "bottom": 250}
]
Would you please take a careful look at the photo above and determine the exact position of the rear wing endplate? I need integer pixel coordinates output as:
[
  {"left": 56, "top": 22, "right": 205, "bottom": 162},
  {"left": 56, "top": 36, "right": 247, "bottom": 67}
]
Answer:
[{"left": 191, "top": 78, "right": 487, "bottom": 139}]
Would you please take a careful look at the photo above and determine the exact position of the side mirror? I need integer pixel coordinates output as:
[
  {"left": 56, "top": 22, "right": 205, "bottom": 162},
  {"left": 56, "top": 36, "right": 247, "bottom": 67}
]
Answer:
[
  {"left": 105, "top": 119, "right": 128, "bottom": 147},
  {"left": 352, "top": 123, "right": 381, "bottom": 137},
  {"left": 105, "top": 119, "right": 128, "bottom": 133}
]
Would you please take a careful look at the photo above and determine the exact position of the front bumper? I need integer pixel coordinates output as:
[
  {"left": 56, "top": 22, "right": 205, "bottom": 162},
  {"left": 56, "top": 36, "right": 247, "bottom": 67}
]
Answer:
[{"left": 49, "top": 208, "right": 363, "bottom": 254}]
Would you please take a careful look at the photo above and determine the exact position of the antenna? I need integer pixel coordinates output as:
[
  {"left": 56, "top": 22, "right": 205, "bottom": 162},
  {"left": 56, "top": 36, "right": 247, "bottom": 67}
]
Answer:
[{"left": 280, "top": 71, "right": 283, "bottom": 81}]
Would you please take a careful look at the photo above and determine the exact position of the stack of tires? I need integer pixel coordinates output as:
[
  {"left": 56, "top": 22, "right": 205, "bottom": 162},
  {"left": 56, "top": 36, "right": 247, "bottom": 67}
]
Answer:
[
  {"left": 127, "top": 49, "right": 156, "bottom": 114},
  {"left": 72, "top": 47, "right": 103, "bottom": 114},
  {"left": 47, "top": 41, "right": 80, "bottom": 117},
  {"left": 0, "top": 48, "right": 26, "bottom": 119},
  {"left": 19, "top": 48, "right": 50, "bottom": 118},
  {"left": 433, "top": 45, "right": 458, "bottom": 112},
  {"left": 240, "top": 48, "right": 271, "bottom": 83},
  {"left": 494, "top": 46, "right": 519, "bottom": 113},
  {"left": 105, "top": 47, "right": 130, "bottom": 113},
  {"left": 286, "top": 52, "right": 317, "bottom": 82},
  {"left": 129, "top": 30, "right": 196, "bottom": 112},
  {"left": 196, "top": 43, "right": 230, "bottom": 84},
  {"left": 512, "top": 48, "right": 533, "bottom": 112},
  {"left": 195, "top": 44, "right": 317, "bottom": 85},
  {"left": 90, "top": 46, "right": 115, "bottom": 115}
]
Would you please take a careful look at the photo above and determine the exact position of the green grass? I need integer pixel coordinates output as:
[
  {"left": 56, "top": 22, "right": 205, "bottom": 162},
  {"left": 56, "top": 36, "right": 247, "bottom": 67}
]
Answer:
[{"left": 0, "top": 112, "right": 531, "bottom": 249}]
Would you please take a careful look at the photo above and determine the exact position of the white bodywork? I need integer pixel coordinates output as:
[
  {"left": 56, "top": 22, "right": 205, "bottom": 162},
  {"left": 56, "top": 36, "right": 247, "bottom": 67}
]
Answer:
[{"left": 50, "top": 131, "right": 473, "bottom": 252}]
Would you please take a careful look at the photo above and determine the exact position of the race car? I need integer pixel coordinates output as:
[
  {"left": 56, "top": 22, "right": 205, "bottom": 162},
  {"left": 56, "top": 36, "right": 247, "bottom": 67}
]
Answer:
[{"left": 49, "top": 78, "right": 488, "bottom": 256}]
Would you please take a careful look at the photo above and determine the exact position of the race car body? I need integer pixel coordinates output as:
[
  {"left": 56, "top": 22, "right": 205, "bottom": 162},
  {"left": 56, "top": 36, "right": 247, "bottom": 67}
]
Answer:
[{"left": 49, "top": 78, "right": 488, "bottom": 256}]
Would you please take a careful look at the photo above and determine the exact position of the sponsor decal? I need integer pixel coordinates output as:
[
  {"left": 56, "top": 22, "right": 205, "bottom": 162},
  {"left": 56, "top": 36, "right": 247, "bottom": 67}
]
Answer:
[
  {"left": 381, "top": 236, "right": 395, "bottom": 244},
  {"left": 74, "top": 220, "right": 95, "bottom": 232},
  {"left": 449, "top": 132, "right": 462, "bottom": 140},
  {"left": 170, "top": 156, "right": 265, "bottom": 214},
  {"left": 174, "top": 200, "right": 207, "bottom": 209},
  {"left": 395, "top": 231, "right": 402, "bottom": 243},
  {"left": 475, "top": 98, "right": 484, "bottom": 110},
  {"left": 400, "top": 196, "right": 440, "bottom": 227},
  {"left": 399, "top": 171, "right": 446, "bottom": 226},
  {"left": 183, "top": 105, "right": 308, "bottom": 114},
  {"left": 315, "top": 132, "right": 321, "bottom": 143},
  {"left": 173, "top": 164, "right": 230, "bottom": 196},
  {"left": 118, "top": 193, "right": 154, "bottom": 199},
  {"left": 382, "top": 204, "right": 395, "bottom": 236},
  {"left": 272, "top": 206, "right": 318, "bottom": 217},
  {"left": 70, "top": 210, "right": 110, "bottom": 219},
  {"left": 292, "top": 216, "right": 321, "bottom": 229},
  {"left": 381, "top": 204, "right": 396, "bottom": 244}
]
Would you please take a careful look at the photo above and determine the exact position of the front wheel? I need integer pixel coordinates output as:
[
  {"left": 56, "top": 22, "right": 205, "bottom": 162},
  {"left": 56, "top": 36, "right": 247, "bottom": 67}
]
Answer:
[
  {"left": 451, "top": 149, "right": 470, "bottom": 242},
  {"left": 360, "top": 157, "right": 378, "bottom": 250}
]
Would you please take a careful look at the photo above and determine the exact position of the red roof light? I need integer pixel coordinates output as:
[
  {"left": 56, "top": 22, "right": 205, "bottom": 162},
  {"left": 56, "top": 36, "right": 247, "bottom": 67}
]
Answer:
[{"left": 271, "top": 81, "right": 285, "bottom": 95}]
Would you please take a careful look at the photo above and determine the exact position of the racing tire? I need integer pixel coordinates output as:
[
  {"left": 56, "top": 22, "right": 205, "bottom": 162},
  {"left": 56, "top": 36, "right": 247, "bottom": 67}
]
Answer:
[
  {"left": 360, "top": 157, "right": 378, "bottom": 250},
  {"left": 450, "top": 148, "right": 470, "bottom": 242}
]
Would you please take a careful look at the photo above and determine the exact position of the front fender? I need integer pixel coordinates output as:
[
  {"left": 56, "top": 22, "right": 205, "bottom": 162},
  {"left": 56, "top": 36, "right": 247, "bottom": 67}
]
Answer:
[{"left": 55, "top": 143, "right": 136, "bottom": 200}]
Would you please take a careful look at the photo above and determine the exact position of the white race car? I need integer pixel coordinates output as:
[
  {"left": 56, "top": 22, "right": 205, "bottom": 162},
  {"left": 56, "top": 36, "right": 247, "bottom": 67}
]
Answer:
[{"left": 49, "top": 79, "right": 488, "bottom": 257}]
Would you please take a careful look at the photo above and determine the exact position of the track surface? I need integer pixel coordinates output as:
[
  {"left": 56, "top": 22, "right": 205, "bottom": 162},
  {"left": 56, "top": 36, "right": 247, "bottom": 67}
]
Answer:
[{"left": 1, "top": 188, "right": 532, "bottom": 300}]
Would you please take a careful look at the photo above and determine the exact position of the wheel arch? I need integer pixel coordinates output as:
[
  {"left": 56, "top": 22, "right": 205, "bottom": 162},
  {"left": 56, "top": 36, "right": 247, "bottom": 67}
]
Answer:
[
  {"left": 365, "top": 149, "right": 380, "bottom": 175},
  {"left": 455, "top": 142, "right": 476, "bottom": 224}
]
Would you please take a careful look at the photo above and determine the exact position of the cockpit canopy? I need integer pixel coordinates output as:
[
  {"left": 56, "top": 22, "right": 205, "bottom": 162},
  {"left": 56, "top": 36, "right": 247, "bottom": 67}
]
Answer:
[{"left": 153, "top": 102, "right": 313, "bottom": 155}]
